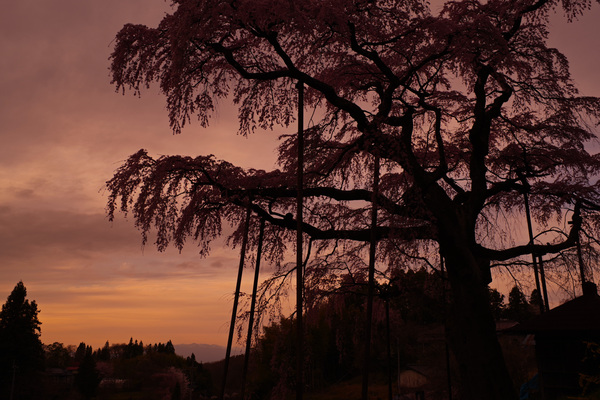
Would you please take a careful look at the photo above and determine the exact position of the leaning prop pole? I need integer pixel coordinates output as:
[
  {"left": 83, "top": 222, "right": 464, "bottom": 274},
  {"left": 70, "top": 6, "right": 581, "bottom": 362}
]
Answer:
[
  {"left": 384, "top": 283, "right": 393, "bottom": 400},
  {"left": 576, "top": 221, "right": 587, "bottom": 289},
  {"left": 241, "top": 218, "right": 266, "bottom": 399},
  {"left": 296, "top": 81, "right": 305, "bottom": 400},
  {"left": 440, "top": 252, "right": 453, "bottom": 400},
  {"left": 537, "top": 255, "right": 550, "bottom": 312},
  {"left": 361, "top": 154, "right": 380, "bottom": 400},
  {"left": 522, "top": 184, "right": 545, "bottom": 313},
  {"left": 220, "top": 207, "right": 252, "bottom": 400}
]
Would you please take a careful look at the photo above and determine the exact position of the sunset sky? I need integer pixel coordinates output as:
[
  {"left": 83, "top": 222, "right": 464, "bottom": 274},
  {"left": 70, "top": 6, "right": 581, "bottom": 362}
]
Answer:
[{"left": 1, "top": 0, "right": 600, "bottom": 350}]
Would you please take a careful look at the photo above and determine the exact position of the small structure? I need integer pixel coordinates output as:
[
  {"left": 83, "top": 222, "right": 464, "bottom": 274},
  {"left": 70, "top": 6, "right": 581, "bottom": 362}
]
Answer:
[
  {"left": 399, "top": 366, "right": 428, "bottom": 399},
  {"left": 510, "top": 282, "right": 600, "bottom": 400}
]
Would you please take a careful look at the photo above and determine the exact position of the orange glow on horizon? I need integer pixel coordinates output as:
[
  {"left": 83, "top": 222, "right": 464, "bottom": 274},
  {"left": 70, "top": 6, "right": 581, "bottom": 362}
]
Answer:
[{"left": 1, "top": 0, "right": 599, "bottom": 352}]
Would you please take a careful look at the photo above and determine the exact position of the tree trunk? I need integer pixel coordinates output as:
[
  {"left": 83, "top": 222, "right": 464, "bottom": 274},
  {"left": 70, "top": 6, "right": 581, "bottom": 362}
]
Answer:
[{"left": 443, "top": 247, "right": 518, "bottom": 400}]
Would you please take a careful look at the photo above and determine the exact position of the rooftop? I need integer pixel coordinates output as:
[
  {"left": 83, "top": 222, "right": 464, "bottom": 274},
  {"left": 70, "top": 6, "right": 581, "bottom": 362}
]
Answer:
[{"left": 509, "top": 282, "right": 600, "bottom": 334}]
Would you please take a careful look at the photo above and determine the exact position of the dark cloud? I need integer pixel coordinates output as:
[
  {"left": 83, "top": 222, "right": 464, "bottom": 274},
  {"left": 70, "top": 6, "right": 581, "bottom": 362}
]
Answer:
[
  {"left": 0, "top": 208, "right": 136, "bottom": 257},
  {"left": 0, "top": 207, "right": 242, "bottom": 286}
]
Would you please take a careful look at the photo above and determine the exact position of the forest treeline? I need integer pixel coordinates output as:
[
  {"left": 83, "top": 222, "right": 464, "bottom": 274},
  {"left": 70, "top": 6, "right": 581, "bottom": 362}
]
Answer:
[
  {"left": 1, "top": 274, "right": 543, "bottom": 399},
  {"left": 42, "top": 338, "right": 212, "bottom": 400},
  {"left": 239, "top": 268, "right": 541, "bottom": 399},
  {"left": 0, "top": 281, "right": 210, "bottom": 399}
]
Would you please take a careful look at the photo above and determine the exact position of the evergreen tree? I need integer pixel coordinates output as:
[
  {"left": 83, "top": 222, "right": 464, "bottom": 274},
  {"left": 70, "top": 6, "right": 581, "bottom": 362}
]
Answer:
[
  {"left": 185, "top": 354, "right": 213, "bottom": 397},
  {"left": 0, "top": 281, "right": 45, "bottom": 397},
  {"left": 529, "top": 288, "right": 544, "bottom": 315},
  {"left": 75, "top": 345, "right": 101, "bottom": 400},
  {"left": 505, "top": 286, "right": 533, "bottom": 322},
  {"left": 97, "top": 340, "right": 111, "bottom": 361},
  {"left": 488, "top": 288, "right": 506, "bottom": 320},
  {"left": 75, "top": 342, "right": 87, "bottom": 364},
  {"left": 165, "top": 340, "right": 175, "bottom": 355}
]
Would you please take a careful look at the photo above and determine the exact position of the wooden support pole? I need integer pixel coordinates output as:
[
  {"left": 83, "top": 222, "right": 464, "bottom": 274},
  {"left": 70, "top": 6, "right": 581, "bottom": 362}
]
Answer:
[
  {"left": 576, "top": 229, "right": 587, "bottom": 290},
  {"left": 296, "top": 81, "right": 305, "bottom": 400},
  {"left": 385, "top": 289, "right": 392, "bottom": 400},
  {"left": 362, "top": 154, "right": 380, "bottom": 400},
  {"left": 538, "top": 255, "right": 550, "bottom": 312},
  {"left": 523, "top": 190, "right": 545, "bottom": 313},
  {"left": 440, "top": 250, "right": 453, "bottom": 400},
  {"left": 241, "top": 218, "right": 265, "bottom": 399},
  {"left": 220, "top": 207, "right": 251, "bottom": 400}
]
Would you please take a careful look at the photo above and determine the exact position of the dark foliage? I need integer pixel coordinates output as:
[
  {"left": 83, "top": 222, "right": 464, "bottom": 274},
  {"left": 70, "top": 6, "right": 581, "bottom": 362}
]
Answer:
[
  {"left": 0, "top": 281, "right": 45, "bottom": 398},
  {"left": 505, "top": 286, "right": 534, "bottom": 322},
  {"left": 40, "top": 338, "right": 212, "bottom": 400},
  {"left": 75, "top": 345, "right": 101, "bottom": 399},
  {"left": 245, "top": 268, "right": 453, "bottom": 398}
]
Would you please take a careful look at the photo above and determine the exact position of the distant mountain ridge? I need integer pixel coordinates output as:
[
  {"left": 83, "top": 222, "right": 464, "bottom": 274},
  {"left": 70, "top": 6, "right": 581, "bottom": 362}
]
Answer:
[{"left": 174, "top": 343, "right": 243, "bottom": 363}]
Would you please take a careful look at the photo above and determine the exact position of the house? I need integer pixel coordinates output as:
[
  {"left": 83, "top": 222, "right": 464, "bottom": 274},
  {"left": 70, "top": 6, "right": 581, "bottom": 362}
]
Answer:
[{"left": 509, "top": 282, "right": 600, "bottom": 400}]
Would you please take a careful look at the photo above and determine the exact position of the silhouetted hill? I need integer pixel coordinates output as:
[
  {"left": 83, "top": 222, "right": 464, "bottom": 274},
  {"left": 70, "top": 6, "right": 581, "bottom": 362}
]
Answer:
[{"left": 174, "top": 343, "right": 242, "bottom": 363}]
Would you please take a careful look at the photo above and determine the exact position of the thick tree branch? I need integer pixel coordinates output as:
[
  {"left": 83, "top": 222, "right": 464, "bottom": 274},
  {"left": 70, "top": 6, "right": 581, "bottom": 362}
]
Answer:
[
  {"left": 234, "top": 185, "right": 426, "bottom": 221},
  {"left": 264, "top": 33, "right": 371, "bottom": 130},
  {"left": 245, "top": 201, "right": 434, "bottom": 242},
  {"left": 205, "top": 41, "right": 290, "bottom": 80},
  {"left": 478, "top": 201, "right": 582, "bottom": 261}
]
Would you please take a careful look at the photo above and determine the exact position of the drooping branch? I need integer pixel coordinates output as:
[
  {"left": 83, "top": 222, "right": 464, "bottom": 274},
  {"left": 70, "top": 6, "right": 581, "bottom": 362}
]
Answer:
[{"left": 106, "top": 149, "right": 437, "bottom": 246}]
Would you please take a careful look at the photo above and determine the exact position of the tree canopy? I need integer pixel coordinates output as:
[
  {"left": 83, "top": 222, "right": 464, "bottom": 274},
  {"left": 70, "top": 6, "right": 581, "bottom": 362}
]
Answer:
[
  {"left": 107, "top": 0, "right": 600, "bottom": 398},
  {"left": 108, "top": 0, "right": 600, "bottom": 261},
  {"left": 0, "top": 281, "right": 44, "bottom": 397}
]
